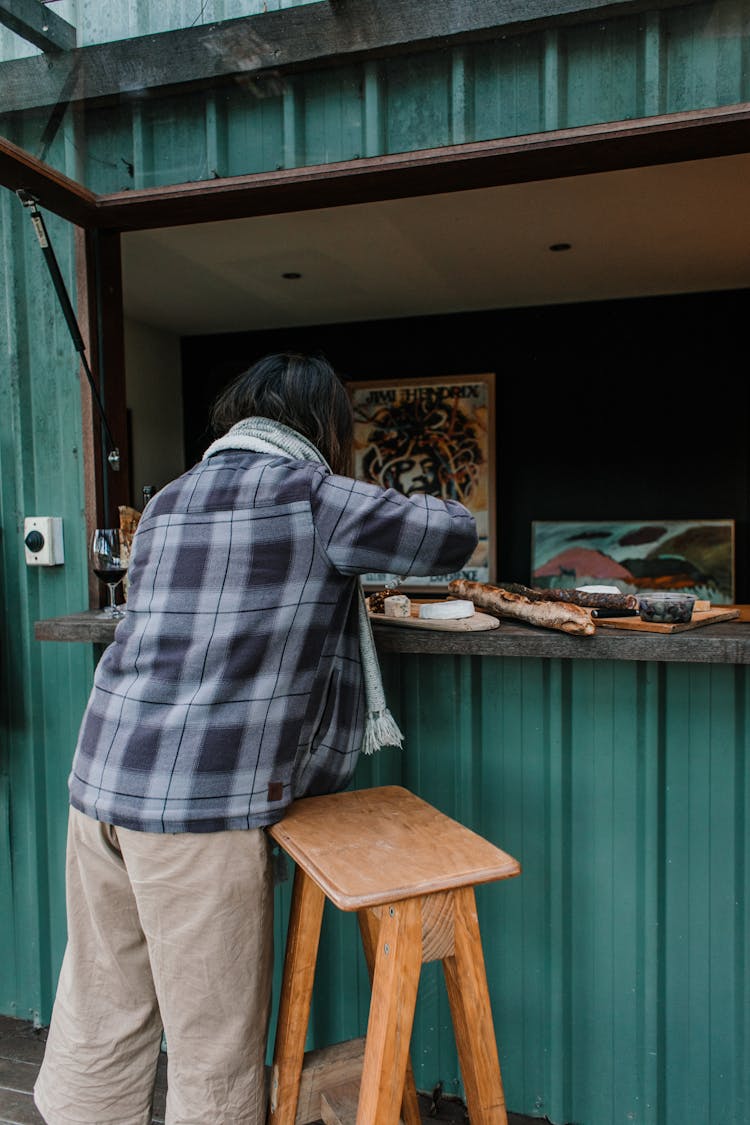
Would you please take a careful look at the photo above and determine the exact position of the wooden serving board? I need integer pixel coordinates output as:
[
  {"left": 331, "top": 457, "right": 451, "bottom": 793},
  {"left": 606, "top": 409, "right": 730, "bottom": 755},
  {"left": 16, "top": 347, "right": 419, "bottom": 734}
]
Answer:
[
  {"left": 368, "top": 599, "right": 500, "bottom": 632},
  {"left": 594, "top": 607, "right": 740, "bottom": 634}
]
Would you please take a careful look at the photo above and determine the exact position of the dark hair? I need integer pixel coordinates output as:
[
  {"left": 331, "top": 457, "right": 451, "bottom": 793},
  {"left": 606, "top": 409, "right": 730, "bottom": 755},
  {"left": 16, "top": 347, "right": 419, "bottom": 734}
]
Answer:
[{"left": 209, "top": 352, "right": 354, "bottom": 475}]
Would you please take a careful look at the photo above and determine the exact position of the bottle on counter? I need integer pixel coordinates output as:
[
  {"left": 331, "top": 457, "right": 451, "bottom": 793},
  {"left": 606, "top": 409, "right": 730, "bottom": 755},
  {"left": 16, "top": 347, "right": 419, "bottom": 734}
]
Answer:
[{"left": 141, "top": 484, "right": 155, "bottom": 510}]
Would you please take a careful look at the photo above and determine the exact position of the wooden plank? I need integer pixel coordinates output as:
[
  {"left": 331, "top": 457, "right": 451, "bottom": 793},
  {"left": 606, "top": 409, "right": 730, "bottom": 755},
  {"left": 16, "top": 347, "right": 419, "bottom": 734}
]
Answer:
[
  {"left": 356, "top": 897, "right": 422, "bottom": 1124},
  {"left": 269, "top": 869, "right": 326, "bottom": 1125},
  {"left": 75, "top": 226, "right": 104, "bottom": 611},
  {"left": 320, "top": 1080, "right": 362, "bottom": 1125},
  {"left": 358, "top": 910, "right": 422, "bottom": 1125},
  {"left": 595, "top": 607, "right": 741, "bottom": 633},
  {"left": 371, "top": 616, "right": 750, "bottom": 664},
  {"left": 0, "top": 136, "right": 96, "bottom": 227},
  {"left": 89, "top": 228, "right": 131, "bottom": 524},
  {"left": 442, "top": 886, "right": 508, "bottom": 1125},
  {"left": 32, "top": 607, "right": 750, "bottom": 664},
  {"left": 0, "top": 0, "right": 694, "bottom": 116},
  {"left": 268, "top": 787, "right": 521, "bottom": 911},
  {"left": 295, "top": 1039, "right": 365, "bottom": 1125},
  {"left": 34, "top": 609, "right": 118, "bottom": 643},
  {"left": 0, "top": 1087, "right": 44, "bottom": 1125},
  {"left": 368, "top": 602, "right": 500, "bottom": 632},
  {"left": 319, "top": 1079, "right": 408, "bottom": 1125},
  {"left": 0, "top": 0, "right": 76, "bottom": 53},
  {"left": 0, "top": 1015, "right": 47, "bottom": 1064}
]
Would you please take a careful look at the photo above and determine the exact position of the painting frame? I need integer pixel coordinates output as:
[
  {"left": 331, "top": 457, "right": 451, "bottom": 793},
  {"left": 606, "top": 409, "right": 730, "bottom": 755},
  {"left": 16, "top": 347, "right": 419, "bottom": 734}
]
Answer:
[
  {"left": 347, "top": 372, "right": 496, "bottom": 592},
  {"left": 530, "top": 519, "right": 736, "bottom": 603}
]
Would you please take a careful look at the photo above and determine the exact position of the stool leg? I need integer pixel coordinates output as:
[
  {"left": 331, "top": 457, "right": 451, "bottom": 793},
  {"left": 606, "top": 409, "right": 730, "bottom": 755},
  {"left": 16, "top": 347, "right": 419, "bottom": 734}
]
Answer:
[
  {"left": 356, "top": 898, "right": 422, "bottom": 1125},
  {"left": 442, "top": 885, "right": 508, "bottom": 1125},
  {"left": 269, "top": 867, "right": 326, "bottom": 1125},
  {"left": 358, "top": 909, "right": 422, "bottom": 1125}
]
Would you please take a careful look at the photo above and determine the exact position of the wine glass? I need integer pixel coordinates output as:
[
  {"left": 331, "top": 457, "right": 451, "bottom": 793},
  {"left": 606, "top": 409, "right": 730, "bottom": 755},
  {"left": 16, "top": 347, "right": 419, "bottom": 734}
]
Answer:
[{"left": 90, "top": 529, "right": 128, "bottom": 619}]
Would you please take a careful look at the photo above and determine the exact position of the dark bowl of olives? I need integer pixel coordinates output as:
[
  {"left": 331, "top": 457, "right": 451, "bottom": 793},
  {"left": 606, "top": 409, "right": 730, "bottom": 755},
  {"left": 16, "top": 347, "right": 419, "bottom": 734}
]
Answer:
[{"left": 637, "top": 591, "right": 696, "bottom": 624}]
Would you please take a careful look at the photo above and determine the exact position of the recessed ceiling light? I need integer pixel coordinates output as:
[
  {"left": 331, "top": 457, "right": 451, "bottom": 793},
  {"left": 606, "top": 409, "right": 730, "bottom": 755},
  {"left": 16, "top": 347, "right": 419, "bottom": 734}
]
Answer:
[
  {"left": 549, "top": 243, "right": 572, "bottom": 252},
  {"left": 281, "top": 271, "right": 302, "bottom": 279}
]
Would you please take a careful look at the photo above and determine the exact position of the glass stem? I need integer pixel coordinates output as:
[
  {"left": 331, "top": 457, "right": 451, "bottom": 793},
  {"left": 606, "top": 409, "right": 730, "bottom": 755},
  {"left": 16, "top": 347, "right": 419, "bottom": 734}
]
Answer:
[{"left": 108, "top": 583, "right": 118, "bottom": 613}]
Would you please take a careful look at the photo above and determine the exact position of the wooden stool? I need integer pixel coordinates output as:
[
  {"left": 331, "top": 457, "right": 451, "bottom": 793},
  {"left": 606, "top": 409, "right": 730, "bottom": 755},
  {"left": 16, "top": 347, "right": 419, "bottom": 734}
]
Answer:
[{"left": 267, "top": 785, "right": 521, "bottom": 1125}]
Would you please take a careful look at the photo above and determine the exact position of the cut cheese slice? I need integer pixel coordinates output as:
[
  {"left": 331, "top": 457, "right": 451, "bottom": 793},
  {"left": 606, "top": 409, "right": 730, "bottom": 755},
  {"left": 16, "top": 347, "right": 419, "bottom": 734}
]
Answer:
[
  {"left": 383, "top": 595, "right": 411, "bottom": 618},
  {"left": 418, "top": 599, "right": 474, "bottom": 620}
]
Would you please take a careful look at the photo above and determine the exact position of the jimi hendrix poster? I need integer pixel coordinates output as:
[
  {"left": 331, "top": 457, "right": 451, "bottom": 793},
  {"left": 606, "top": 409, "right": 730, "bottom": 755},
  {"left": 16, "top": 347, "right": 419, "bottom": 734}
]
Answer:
[{"left": 347, "top": 373, "right": 495, "bottom": 590}]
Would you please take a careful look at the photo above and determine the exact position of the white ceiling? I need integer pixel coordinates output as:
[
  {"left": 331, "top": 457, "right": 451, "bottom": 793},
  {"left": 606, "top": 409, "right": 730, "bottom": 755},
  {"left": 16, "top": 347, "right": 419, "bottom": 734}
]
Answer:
[{"left": 121, "top": 152, "right": 750, "bottom": 336}]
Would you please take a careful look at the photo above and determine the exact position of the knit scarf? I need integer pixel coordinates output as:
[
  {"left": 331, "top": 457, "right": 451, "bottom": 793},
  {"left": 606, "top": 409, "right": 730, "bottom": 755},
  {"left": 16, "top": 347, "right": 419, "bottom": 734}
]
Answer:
[{"left": 202, "top": 416, "right": 404, "bottom": 755}]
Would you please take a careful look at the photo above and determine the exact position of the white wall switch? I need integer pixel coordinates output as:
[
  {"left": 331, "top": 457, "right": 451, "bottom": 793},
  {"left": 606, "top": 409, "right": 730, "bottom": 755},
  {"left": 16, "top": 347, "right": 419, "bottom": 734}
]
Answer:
[{"left": 24, "top": 517, "right": 65, "bottom": 566}]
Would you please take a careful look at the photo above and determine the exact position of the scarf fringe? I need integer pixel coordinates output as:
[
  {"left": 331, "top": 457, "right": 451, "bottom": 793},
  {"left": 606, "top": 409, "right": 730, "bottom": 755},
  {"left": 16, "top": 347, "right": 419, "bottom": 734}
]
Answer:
[{"left": 361, "top": 708, "right": 404, "bottom": 756}]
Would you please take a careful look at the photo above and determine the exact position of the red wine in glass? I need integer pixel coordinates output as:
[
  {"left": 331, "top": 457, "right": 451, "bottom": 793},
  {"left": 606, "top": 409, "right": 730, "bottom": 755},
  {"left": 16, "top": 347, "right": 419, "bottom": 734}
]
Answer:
[{"left": 90, "top": 529, "right": 128, "bottom": 619}]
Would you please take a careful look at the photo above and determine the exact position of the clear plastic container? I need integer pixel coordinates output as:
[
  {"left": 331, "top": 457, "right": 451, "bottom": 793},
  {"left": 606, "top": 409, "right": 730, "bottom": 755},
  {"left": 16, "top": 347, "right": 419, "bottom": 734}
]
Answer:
[{"left": 637, "top": 591, "right": 696, "bottom": 624}]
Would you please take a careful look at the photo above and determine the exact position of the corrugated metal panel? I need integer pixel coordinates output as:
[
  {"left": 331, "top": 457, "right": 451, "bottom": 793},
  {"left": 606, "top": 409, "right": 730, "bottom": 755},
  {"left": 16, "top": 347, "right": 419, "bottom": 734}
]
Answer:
[
  {"left": 472, "top": 35, "right": 546, "bottom": 141},
  {"left": 269, "top": 654, "right": 749, "bottom": 1124},
  {"left": 13, "top": 1, "right": 741, "bottom": 194},
  {"left": 0, "top": 189, "right": 94, "bottom": 1022}
]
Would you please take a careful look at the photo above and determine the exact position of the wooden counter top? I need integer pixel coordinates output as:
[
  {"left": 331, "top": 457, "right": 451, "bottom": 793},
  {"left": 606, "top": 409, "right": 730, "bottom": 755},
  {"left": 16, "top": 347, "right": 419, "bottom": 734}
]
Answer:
[
  {"left": 34, "top": 607, "right": 750, "bottom": 665},
  {"left": 35, "top": 609, "right": 123, "bottom": 644},
  {"left": 372, "top": 616, "right": 750, "bottom": 663}
]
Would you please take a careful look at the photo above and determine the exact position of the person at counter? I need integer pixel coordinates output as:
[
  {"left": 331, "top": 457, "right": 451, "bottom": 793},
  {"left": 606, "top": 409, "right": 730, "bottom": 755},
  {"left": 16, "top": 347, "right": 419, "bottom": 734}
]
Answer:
[{"left": 34, "top": 352, "right": 478, "bottom": 1125}]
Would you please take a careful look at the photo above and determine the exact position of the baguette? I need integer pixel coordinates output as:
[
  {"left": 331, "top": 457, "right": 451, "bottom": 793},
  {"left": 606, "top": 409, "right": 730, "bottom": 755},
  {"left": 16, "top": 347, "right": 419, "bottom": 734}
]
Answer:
[
  {"left": 497, "top": 580, "right": 637, "bottom": 611},
  {"left": 118, "top": 505, "right": 142, "bottom": 601},
  {"left": 448, "top": 579, "right": 595, "bottom": 636}
]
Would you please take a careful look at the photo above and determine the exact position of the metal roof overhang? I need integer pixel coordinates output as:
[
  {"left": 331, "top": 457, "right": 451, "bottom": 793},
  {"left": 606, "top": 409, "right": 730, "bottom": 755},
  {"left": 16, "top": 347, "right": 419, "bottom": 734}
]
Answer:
[
  {"left": 5, "top": 0, "right": 750, "bottom": 232},
  {"left": 3, "top": 103, "right": 750, "bottom": 233}
]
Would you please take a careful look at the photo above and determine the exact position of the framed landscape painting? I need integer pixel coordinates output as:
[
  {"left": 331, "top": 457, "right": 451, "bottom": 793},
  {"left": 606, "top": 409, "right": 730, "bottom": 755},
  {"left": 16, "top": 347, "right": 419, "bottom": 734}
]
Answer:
[
  {"left": 531, "top": 519, "right": 735, "bottom": 603},
  {"left": 348, "top": 373, "right": 496, "bottom": 590}
]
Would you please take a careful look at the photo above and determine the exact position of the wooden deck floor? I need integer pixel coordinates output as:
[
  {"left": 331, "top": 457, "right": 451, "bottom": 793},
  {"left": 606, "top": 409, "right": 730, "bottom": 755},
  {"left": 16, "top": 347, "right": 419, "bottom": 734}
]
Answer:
[{"left": 0, "top": 1015, "right": 535, "bottom": 1124}]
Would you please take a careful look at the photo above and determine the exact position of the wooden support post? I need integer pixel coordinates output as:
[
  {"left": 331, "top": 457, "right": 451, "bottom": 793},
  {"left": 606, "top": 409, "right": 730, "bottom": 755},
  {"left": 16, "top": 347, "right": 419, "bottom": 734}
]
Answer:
[
  {"left": 269, "top": 868, "right": 326, "bottom": 1125},
  {"left": 441, "top": 886, "right": 508, "bottom": 1125},
  {"left": 356, "top": 899, "right": 422, "bottom": 1125},
  {"left": 358, "top": 909, "right": 422, "bottom": 1125}
]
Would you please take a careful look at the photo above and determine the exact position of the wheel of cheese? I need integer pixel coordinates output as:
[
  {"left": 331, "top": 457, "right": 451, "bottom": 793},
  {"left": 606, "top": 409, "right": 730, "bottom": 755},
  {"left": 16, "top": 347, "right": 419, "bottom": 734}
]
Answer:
[{"left": 418, "top": 599, "right": 474, "bottom": 620}]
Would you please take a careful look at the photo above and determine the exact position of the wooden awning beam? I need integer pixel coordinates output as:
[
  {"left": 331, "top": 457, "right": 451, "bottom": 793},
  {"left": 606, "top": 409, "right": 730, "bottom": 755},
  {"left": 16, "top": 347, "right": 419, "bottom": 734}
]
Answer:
[
  {"left": 0, "top": 0, "right": 75, "bottom": 53},
  {"left": 0, "top": 0, "right": 693, "bottom": 116},
  {"left": 0, "top": 133, "right": 95, "bottom": 224},
  {"left": 92, "top": 103, "right": 750, "bottom": 232},
  {"left": 3, "top": 102, "right": 750, "bottom": 233}
]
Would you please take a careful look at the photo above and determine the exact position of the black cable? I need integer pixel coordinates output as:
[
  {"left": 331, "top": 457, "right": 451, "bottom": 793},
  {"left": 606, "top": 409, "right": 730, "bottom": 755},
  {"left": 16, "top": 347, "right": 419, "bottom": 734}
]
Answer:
[{"left": 16, "top": 190, "right": 120, "bottom": 471}]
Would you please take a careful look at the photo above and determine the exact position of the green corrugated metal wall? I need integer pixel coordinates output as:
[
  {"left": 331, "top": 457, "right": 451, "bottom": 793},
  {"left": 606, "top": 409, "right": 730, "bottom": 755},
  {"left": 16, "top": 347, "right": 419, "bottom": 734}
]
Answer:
[
  {"left": 263, "top": 654, "right": 750, "bottom": 1123},
  {"left": 0, "top": 194, "right": 94, "bottom": 1024},
  {"left": 314, "top": 655, "right": 748, "bottom": 1125},
  {"left": 2, "top": 2, "right": 750, "bottom": 1121},
  {"left": 4, "top": 1, "right": 750, "bottom": 190}
]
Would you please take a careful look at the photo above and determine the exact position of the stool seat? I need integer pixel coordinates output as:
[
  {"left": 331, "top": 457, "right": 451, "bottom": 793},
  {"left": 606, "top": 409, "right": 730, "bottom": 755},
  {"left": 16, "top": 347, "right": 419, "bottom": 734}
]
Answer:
[
  {"left": 268, "top": 785, "right": 520, "bottom": 910},
  {"left": 267, "top": 785, "right": 521, "bottom": 1125}
]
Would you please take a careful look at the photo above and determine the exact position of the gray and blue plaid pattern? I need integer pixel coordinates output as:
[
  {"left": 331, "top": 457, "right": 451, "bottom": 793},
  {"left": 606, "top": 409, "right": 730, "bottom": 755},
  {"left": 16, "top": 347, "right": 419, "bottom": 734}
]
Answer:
[{"left": 69, "top": 452, "right": 477, "bottom": 832}]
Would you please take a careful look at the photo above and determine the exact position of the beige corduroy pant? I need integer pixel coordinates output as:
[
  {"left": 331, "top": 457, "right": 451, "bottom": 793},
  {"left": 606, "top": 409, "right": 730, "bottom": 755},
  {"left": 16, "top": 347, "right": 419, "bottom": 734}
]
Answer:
[{"left": 34, "top": 807, "right": 273, "bottom": 1125}]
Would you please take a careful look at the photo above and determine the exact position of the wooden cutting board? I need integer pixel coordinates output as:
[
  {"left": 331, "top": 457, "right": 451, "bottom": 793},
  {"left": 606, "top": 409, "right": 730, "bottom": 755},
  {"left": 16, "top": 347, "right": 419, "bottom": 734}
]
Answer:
[
  {"left": 594, "top": 607, "right": 740, "bottom": 634},
  {"left": 368, "top": 599, "right": 500, "bottom": 632}
]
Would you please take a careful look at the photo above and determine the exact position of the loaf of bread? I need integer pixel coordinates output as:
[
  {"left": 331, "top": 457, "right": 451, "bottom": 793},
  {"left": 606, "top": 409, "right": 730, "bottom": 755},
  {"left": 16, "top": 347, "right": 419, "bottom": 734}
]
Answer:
[
  {"left": 118, "top": 505, "right": 142, "bottom": 599},
  {"left": 448, "top": 579, "right": 595, "bottom": 636},
  {"left": 497, "top": 580, "right": 637, "bottom": 612}
]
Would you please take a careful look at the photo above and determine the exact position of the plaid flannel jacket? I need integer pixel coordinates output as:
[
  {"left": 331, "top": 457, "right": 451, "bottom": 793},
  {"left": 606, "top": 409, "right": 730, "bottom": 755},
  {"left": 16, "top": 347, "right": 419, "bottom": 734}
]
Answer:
[{"left": 69, "top": 451, "right": 478, "bottom": 832}]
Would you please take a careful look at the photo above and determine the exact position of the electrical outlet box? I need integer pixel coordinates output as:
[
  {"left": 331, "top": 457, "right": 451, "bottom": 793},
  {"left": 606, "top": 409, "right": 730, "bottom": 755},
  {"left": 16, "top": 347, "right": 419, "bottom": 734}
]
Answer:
[{"left": 24, "top": 517, "right": 65, "bottom": 566}]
